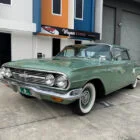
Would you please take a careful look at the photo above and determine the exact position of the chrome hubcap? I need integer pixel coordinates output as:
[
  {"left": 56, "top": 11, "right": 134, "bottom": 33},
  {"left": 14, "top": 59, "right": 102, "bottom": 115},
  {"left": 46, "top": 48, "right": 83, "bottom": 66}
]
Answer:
[{"left": 81, "top": 90, "right": 91, "bottom": 106}]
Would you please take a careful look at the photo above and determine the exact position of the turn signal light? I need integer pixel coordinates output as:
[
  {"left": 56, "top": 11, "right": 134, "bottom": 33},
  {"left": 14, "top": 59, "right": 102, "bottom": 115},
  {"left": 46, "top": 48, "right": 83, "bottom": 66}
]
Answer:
[{"left": 51, "top": 96, "right": 63, "bottom": 103}]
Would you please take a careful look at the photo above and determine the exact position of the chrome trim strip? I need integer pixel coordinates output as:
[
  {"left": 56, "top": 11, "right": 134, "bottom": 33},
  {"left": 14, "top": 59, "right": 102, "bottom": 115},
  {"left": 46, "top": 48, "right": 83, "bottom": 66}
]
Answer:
[
  {"left": 12, "top": 72, "right": 45, "bottom": 79},
  {"left": 4, "top": 77, "right": 70, "bottom": 91},
  {"left": 1, "top": 79, "right": 82, "bottom": 101},
  {"left": 6, "top": 66, "right": 68, "bottom": 77}
]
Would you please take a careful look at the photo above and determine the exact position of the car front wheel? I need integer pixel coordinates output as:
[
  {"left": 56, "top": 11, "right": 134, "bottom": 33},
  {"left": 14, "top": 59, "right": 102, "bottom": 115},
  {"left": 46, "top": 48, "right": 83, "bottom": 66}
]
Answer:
[{"left": 73, "top": 83, "right": 96, "bottom": 116}]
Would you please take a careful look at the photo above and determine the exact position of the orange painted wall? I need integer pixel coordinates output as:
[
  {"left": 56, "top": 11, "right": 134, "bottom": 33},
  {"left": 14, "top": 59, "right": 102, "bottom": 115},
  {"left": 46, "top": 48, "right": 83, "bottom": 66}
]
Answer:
[{"left": 41, "top": 0, "right": 68, "bottom": 28}]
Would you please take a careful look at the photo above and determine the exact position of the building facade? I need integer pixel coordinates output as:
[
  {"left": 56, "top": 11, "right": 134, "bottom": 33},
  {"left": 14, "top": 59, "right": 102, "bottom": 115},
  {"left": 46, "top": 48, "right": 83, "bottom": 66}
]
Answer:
[
  {"left": 0, "top": 0, "right": 35, "bottom": 66},
  {"left": 0, "top": 0, "right": 102, "bottom": 66},
  {"left": 0, "top": 0, "right": 140, "bottom": 66},
  {"left": 98, "top": 0, "right": 140, "bottom": 61}
]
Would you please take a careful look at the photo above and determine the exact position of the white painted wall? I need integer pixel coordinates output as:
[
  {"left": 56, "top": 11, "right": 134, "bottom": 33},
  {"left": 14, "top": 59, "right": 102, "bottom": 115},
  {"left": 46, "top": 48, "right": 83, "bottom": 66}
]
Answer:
[
  {"left": 32, "top": 37, "right": 74, "bottom": 59},
  {"left": 95, "top": 0, "right": 103, "bottom": 40},
  {"left": 12, "top": 32, "right": 33, "bottom": 60},
  {"left": 61, "top": 39, "right": 75, "bottom": 50},
  {"left": 0, "top": 0, "right": 32, "bottom": 23},
  {"left": 0, "top": 19, "right": 36, "bottom": 32},
  {"left": 35, "top": 36, "right": 52, "bottom": 59},
  {"left": 0, "top": 0, "right": 35, "bottom": 32},
  {"left": 12, "top": 34, "right": 75, "bottom": 60},
  {"left": 68, "top": 0, "right": 74, "bottom": 29}
]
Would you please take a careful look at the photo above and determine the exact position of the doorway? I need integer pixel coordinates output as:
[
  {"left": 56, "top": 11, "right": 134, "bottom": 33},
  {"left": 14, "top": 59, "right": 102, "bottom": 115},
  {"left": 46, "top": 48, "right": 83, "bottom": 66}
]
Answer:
[
  {"left": 0, "top": 32, "right": 11, "bottom": 66},
  {"left": 52, "top": 38, "right": 60, "bottom": 56}
]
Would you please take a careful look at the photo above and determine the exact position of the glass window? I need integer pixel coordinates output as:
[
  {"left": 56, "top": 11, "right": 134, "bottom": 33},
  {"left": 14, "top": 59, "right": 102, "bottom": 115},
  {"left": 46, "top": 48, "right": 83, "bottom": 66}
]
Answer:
[
  {"left": 112, "top": 48, "right": 130, "bottom": 61},
  {"left": 52, "top": 0, "right": 61, "bottom": 15},
  {"left": 75, "top": 0, "right": 84, "bottom": 19},
  {"left": 0, "top": 0, "right": 11, "bottom": 5},
  {"left": 63, "top": 49, "right": 75, "bottom": 57},
  {"left": 56, "top": 45, "right": 111, "bottom": 60},
  {"left": 112, "top": 48, "right": 121, "bottom": 57},
  {"left": 112, "top": 48, "right": 122, "bottom": 60},
  {"left": 121, "top": 50, "right": 130, "bottom": 60}
]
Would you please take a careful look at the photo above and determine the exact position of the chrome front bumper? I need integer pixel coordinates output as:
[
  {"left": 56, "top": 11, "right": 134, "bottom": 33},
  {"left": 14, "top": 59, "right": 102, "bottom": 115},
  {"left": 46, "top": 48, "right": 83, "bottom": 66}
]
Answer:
[{"left": 1, "top": 79, "right": 82, "bottom": 101}]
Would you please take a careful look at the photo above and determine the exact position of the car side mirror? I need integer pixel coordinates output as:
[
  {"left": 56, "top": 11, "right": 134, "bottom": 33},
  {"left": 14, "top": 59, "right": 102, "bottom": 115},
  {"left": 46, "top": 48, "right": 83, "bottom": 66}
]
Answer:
[{"left": 99, "top": 55, "right": 106, "bottom": 63}]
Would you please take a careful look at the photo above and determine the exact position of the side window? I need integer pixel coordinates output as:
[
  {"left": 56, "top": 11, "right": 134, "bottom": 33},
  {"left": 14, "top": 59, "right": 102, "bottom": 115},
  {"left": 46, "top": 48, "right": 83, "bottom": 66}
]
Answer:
[
  {"left": 64, "top": 49, "right": 75, "bottom": 57},
  {"left": 0, "top": 0, "right": 11, "bottom": 5},
  {"left": 75, "top": 0, "right": 84, "bottom": 19},
  {"left": 52, "top": 0, "right": 61, "bottom": 15},
  {"left": 112, "top": 48, "right": 122, "bottom": 61},
  {"left": 121, "top": 50, "right": 130, "bottom": 60}
]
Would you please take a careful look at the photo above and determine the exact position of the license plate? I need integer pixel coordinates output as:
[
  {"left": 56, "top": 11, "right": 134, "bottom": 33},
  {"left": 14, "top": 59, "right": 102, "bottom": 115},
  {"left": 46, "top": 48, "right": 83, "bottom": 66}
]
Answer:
[{"left": 20, "top": 87, "right": 31, "bottom": 96}]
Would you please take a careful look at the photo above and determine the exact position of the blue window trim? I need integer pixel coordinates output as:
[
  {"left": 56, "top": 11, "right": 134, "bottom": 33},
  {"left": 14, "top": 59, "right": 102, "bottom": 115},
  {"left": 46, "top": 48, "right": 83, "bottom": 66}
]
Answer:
[
  {"left": 33, "top": 0, "right": 41, "bottom": 33},
  {"left": 91, "top": 0, "right": 95, "bottom": 32}
]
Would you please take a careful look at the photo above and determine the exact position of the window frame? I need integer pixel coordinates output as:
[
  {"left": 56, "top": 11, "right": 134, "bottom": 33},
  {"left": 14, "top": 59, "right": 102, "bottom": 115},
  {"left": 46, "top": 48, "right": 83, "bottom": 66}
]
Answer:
[
  {"left": 0, "top": 0, "right": 12, "bottom": 6},
  {"left": 111, "top": 47, "right": 122, "bottom": 61},
  {"left": 121, "top": 50, "right": 130, "bottom": 60},
  {"left": 52, "top": 0, "right": 62, "bottom": 16},
  {"left": 75, "top": 0, "right": 84, "bottom": 20},
  {"left": 112, "top": 47, "right": 130, "bottom": 61}
]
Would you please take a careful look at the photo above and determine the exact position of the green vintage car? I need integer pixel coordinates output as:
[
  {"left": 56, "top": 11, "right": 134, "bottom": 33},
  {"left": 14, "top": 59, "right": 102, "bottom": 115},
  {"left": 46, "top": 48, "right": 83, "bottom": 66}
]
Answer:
[{"left": 0, "top": 44, "right": 140, "bottom": 115}]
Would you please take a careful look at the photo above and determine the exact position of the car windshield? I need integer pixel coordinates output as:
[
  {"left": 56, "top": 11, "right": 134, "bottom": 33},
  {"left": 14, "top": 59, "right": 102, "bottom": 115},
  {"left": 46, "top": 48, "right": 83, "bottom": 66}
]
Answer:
[{"left": 56, "top": 44, "right": 111, "bottom": 60}]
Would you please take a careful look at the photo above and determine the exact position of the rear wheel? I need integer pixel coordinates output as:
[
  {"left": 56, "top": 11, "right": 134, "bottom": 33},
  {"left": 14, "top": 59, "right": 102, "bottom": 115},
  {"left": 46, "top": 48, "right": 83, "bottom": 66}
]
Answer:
[{"left": 73, "top": 83, "right": 96, "bottom": 116}]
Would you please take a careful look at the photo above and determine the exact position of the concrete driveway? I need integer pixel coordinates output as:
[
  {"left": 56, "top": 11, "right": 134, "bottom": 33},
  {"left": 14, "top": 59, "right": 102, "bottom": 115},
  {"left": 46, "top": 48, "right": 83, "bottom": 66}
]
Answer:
[{"left": 0, "top": 82, "right": 140, "bottom": 140}]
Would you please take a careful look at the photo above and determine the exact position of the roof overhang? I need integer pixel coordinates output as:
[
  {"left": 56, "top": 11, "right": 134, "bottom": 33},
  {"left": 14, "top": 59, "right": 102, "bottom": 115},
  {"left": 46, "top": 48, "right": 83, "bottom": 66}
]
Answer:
[{"left": 0, "top": 19, "right": 36, "bottom": 32}]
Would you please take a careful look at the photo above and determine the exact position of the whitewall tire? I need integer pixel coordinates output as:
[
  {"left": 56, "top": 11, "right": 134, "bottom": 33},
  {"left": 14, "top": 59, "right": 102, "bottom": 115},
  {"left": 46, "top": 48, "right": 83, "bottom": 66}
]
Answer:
[
  {"left": 130, "top": 78, "right": 138, "bottom": 89},
  {"left": 73, "top": 83, "right": 96, "bottom": 116}
]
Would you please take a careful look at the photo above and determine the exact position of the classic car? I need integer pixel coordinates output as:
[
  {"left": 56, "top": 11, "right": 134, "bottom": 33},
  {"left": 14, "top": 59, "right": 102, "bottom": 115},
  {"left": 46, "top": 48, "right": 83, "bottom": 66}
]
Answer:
[{"left": 0, "top": 44, "right": 140, "bottom": 115}]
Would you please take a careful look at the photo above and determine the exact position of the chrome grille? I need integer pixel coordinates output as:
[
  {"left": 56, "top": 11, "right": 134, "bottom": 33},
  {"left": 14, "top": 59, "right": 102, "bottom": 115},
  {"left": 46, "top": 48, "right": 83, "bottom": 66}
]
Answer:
[{"left": 10, "top": 68, "right": 47, "bottom": 85}]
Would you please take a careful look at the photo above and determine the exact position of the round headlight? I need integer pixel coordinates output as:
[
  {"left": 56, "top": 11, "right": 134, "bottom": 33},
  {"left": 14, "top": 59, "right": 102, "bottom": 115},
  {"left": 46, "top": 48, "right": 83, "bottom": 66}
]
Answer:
[
  {"left": 5, "top": 68, "right": 12, "bottom": 78},
  {"left": 45, "top": 74, "right": 55, "bottom": 86},
  {"left": 56, "top": 76, "right": 68, "bottom": 89},
  {"left": 0, "top": 67, "right": 6, "bottom": 76}
]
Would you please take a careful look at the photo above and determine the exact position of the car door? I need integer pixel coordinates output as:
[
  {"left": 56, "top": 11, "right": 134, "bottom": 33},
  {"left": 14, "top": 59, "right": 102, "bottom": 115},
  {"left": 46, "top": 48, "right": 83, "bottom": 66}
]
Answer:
[
  {"left": 109, "top": 48, "right": 128, "bottom": 91},
  {"left": 121, "top": 49, "right": 134, "bottom": 85}
]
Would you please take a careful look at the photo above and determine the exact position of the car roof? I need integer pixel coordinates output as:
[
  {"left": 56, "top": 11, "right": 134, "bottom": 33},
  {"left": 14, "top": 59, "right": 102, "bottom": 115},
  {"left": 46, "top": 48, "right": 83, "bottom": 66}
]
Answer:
[
  {"left": 66, "top": 43, "right": 128, "bottom": 50},
  {"left": 67, "top": 43, "right": 112, "bottom": 48},
  {"left": 111, "top": 44, "right": 128, "bottom": 50}
]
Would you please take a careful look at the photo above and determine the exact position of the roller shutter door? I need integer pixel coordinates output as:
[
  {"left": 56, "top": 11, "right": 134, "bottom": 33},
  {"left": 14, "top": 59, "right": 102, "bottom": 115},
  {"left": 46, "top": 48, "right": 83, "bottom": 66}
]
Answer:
[
  {"left": 121, "top": 11, "right": 140, "bottom": 61},
  {"left": 100, "top": 6, "right": 116, "bottom": 44}
]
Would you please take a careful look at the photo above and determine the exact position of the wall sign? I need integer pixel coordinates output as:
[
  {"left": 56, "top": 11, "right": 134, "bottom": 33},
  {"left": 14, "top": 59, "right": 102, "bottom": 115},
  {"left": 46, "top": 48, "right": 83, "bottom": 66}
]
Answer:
[{"left": 41, "top": 25, "right": 100, "bottom": 40}]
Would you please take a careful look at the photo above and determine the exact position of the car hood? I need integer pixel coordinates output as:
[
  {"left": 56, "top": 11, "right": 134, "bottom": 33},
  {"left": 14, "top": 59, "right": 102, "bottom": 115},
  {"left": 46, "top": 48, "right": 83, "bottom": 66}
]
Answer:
[{"left": 4, "top": 57, "right": 100, "bottom": 75}]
